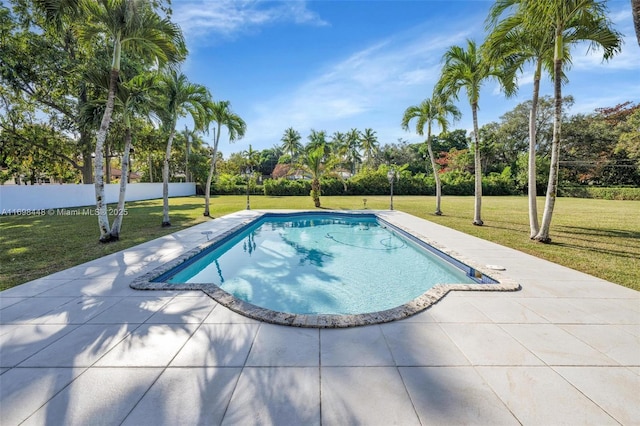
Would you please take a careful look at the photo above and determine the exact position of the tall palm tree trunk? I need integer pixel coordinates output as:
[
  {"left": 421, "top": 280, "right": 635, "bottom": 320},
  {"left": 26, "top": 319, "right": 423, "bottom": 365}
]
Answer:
[
  {"left": 94, "top": 68, "right": 119, "bottom": 242},
  {"left": 185, "top": 131, "right": 191, "bottom": 182},
  {"left": 204, "top": 126, "right": 219, "bottom": 217},
  {"left": 148, "top": 153, "right": 153, "bottom": 182},
  {"left": 528, "top": 61, "right": 542, "bottom": 238},
  {"left": 110, "top": 126, "right": 132, "bottom": 239},
  {"left": 471, "top": 103, "right": 483, "bottom": 226},
  {"left": 311, "top": 178, "right": 321, "bottom": 207},
  {"left": 162, "top": 126, "right": 176, "bottom": 227},
  {"left": 426, "top": 123, "right": 443, "bottom": 215},
  {"left": 427, "top": 141, "right": 443, "bottom": 215},
  {"left": 535, "top": 39, "right": 564, "bottom": 243}
]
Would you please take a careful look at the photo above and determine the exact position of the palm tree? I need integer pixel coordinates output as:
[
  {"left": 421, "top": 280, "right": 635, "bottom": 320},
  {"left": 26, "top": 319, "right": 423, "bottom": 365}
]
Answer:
[
  {"left": 81, "top": 70, "right": 157, "bottom": 240},
  {"left": 299, "top": 147, "right": 326, "bottom": 208},
  {"left": 519, "top": 0, "right": 622, "bottom": 242},
  {"left": 484, "top": 2, "right": 558, "bottom": 238},
  {"left": 360, "top": 128, "right": 379, "bottom": 166},
  {"left": 156, "top": 70, "right": 212, "bottom": 227},
  {"left": 203, "top": 101, "right": 246, "bottom": 217},
  {"left": 78, "top": 0, "right": 185, "bottom": 241},
  {"left": 108, "top": 74, "right": 159, "bottom": 238},
  {"left": 402, "top": 95, "right": 461, "bottom": 215},
  {"left": 306, "top": 129, "right": 329, "bottom": 157},
  {"left": 181, "top": 126, "right": 196, "bottom": 182},
  {"left": 345, "top": 128, "right": 361, "bottom": 173},
  {"left": 280, "top": 127, "right": 302, "bottom": 163},
  {"left": 436, "top": 39, "right": 516, "bottom": 226},
  {"left": 330, "top": 130, "right": 346, "bottom": 159}
]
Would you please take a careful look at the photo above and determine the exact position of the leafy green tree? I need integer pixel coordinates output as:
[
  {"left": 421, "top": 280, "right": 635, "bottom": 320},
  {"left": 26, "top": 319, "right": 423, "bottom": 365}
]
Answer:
[
  {"left": 78, "top": 0, "right": 185, "bottom": 241},
  {"left": 280, "top": 127, "right": 302, "bottom": 164},
  {"left": 436, "top": 39, "right": 516, "bottom": 225},
  {"left": 562, "top": 111, "right": 640, "bottom": 186},
  {"left": 430, "top": 129, "right": 469, "bottom": 154},
  {"left": 617, "top": 109, "right": 640, "bottom": 171},
  {"left": 0, "top": 2, "right": 97, "bottom": 183},
  {"left": 402, "top": 95, "right": 460, "bottom": 215},
  {"left": 255, "top": 147, "right": 281, "bottom": 176},
  {"left": 203, "top": 100, "right": 246, "bottom": 216}
]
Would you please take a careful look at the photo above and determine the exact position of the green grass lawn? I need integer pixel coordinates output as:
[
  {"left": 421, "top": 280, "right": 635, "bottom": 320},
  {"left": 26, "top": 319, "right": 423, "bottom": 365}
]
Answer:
[{"left": 1, "top": 195, "right": 638, "bottom": 291}]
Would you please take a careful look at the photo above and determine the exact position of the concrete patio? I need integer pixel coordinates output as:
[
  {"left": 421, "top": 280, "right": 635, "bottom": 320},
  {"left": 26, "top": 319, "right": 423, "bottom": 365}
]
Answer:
[{"left": 1, "top": 210, "right": 638, "bottom": 425}]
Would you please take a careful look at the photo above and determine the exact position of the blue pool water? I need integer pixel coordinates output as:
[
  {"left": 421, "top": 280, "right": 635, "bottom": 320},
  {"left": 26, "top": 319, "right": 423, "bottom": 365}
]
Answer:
[{"left": 161, "top": 214, "right": 480, "bottom": 315}]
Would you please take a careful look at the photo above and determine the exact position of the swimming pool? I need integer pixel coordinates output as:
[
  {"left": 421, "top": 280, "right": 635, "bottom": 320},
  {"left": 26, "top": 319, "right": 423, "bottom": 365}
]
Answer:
[{"left": 132, "top": 211, "right": 519, "bottom": 327}]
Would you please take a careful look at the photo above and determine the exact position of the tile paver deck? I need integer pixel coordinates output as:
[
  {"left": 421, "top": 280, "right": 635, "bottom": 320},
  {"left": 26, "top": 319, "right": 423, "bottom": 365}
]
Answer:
[{"left": 1, "top": 209, "right": 638, "bottom": 425}]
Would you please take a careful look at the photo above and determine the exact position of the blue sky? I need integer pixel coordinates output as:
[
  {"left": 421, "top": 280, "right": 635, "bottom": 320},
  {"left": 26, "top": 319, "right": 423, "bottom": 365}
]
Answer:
[{"left": 171, "top": 0, "right": 640, "bottom": 157}]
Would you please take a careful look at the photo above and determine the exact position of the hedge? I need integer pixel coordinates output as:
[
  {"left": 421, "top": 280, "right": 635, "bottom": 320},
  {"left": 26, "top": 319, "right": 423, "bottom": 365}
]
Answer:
[
  {"left": 558, "top": 186, "right": 640, "bottom": 200},
  {"left": 262, "top": 169, "right": 517, "bottom": 197}
]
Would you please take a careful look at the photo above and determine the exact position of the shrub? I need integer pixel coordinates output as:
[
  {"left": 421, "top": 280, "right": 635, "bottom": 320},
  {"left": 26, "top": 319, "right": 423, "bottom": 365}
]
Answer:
[
  {"left": 263, "top": 178, "right": 311, "bottom": 196},
  {"left": 558, "top": 186, "right": 640, "bottom": 200},
  {"left": 483, "top": 167, "right": 517, "bottom": 196},
  {"left": 440, "top": 171, "right": 474, "bottom": 195}
]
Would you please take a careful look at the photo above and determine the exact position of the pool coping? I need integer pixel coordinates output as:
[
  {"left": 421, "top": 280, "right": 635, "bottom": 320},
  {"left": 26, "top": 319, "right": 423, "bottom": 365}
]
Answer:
[{"left": 130, "top": 210, "right": 520, "bottom": 327}]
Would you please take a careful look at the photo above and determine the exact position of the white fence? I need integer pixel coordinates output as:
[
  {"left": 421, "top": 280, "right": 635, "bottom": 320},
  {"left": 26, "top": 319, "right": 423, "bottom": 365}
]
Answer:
[{"left": 0, "top": 183, "right": 195, "bottom": 214}]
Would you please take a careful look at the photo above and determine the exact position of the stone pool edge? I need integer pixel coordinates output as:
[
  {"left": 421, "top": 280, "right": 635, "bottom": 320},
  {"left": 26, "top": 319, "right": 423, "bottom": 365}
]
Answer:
[{"left": 130, "top": 210, "right": 521, "bottom": 328}]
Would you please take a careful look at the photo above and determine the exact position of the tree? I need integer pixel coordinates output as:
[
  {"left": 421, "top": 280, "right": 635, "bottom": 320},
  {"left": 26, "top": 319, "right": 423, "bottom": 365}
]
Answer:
[
  {"left": 485, "top": 3, "right": 560, "bottom": 236},
  {"left": 402, "top": 95, "right": 460, "bottom": 215},
  {"left": 431, "top": 129, "right": 469, "bottom": 153},
  {"left": 520, "top": 0, "right": 622, "bottom": 242},
  {"left": 180, "top": 126, "right": 196, "bottom": 182},
  {"left": 82, "top": 70, "right": 158, "bottom": 239},
  {"left": 78, "top": 0, "right": 185, "bottom": 241},
  {"left": 617, "top": 108, "right": 640, "bottom": 170},
  {"left": 280, "top": 127, "right": 302, "bottom": 164},
  {"left": 299, "top": 146, "right": 326, "bottom": 208},
  {"left": 156, "top": 70, "right": 212, "bottom": 227},
  {"left": 360, "top": 128, "right": 380, "bottom": 166},
  {"left": 436, "top": 39, "right": 515, "bottom": 225},
  {"left": 345, "top": 128, "right": 361, "bottom": 173},
  {"left": 0, "top": 2, "right": 96, "bottom": 184},
  {"left": 203, "top": 101, "right": 246, "bottom": 217}
]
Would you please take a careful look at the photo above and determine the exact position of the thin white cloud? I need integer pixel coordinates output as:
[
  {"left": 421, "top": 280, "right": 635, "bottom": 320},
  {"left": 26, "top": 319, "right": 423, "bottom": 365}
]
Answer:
[
  {"left": 173, "top": 0, "right": 328, "bottom": 42},
  {"left": 240, "top": 28, "right": 471, "bottom": 148}
]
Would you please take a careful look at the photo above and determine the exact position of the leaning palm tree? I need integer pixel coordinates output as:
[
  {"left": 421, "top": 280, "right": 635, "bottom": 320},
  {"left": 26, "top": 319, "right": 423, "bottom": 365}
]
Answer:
[
  {"left": 402, "top": 95, "right": 461, "bottom": 215},
  {"left": 519, "top": 0, "right": 622, "bottom": 242},
  {"left": 360, "top": 128, "right": 379, "bottom": 166},
  {"left": 436, "top": 39, "right": 515, "bottom": 226},
  {"left": 280, "top": 127, "right": 302, "bottom": 164},
  {"left": 78, "top": 0, "right": 185, "bottom": 241},
  {"left": 156, "top": 70, "right": 212, "bottom": 227},
  {"left": 203, "top": 101, "right": 246, "bottom": 217}
]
